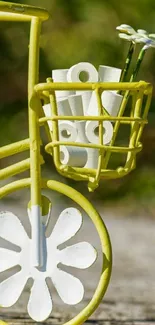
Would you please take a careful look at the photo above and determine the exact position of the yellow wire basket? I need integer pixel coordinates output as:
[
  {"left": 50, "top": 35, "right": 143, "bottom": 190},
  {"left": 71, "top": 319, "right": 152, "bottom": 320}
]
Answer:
[{"left": 37, "top": 79, "right": 153, "bottom": 191}]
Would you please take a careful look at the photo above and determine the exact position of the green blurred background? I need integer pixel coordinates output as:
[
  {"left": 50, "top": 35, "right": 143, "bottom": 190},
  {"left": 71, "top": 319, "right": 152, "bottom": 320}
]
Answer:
[{"left": 1, "top": 0, "right": 155, "bottom": 215}]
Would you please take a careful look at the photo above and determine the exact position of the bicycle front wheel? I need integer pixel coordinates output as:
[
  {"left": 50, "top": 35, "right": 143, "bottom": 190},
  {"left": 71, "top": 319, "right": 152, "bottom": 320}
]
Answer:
[{"left": 0, "top": 178, "right": 112, "bottom": 324}]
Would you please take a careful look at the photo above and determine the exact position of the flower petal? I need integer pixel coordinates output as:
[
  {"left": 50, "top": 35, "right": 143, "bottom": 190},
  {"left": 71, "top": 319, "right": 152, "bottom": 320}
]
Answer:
[
  {"left": 116, "top": 24, "right": 136, "bottom": 34},
  {"left": 149, "top": 34, "right": 155, "bottom": 39},
  {"left": 51, "top": 268, "right": 84, "bottom": 304},
  {"left": 60, "top": 242, "right": 97, "bottom": 269},
  {"left": 48, "top": 208, "right": 82, "bottom": 246},
  {"left": 0, "top": 212, "right": 28, "bottom": 247},
  {"left": 27, "top": 279, "right": 52, "bottom": 322},
  {"left": 137, "top": 29, "right": 148, "bottom": 35},
  {"left": 118, "top": 33, "right": 133, "bottom": 41},
  {"left": 0, "top": 270, "right": 27, "bottom": 307},
  {"left": 0, "top": 248, "right": 19, "bottom": 272},
  {"left": 134, "top": 36, "right": 150, "bottom": 44}
]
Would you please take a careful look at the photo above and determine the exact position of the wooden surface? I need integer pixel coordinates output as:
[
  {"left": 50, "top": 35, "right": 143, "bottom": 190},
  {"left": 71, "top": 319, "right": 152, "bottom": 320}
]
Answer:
[{"left": 0, "top": 196, "right": 155, "bottom": 325}]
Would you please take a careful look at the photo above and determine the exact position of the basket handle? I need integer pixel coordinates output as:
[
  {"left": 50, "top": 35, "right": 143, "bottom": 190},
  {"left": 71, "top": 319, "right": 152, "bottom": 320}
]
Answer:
[{"left": 0, "top": 1, "right": 49, "bottom": 21}]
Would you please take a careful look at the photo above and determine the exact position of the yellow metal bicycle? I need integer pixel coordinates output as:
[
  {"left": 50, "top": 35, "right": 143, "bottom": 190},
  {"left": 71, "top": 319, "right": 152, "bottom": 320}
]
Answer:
[{"left": 0, "top": 1, "right": 153, "bottom": 323}]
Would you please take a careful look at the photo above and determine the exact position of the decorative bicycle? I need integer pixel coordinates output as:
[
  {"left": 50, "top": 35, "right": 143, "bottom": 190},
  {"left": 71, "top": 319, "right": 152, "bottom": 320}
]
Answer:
[{"left": 0, "top": 1, "right": 153, "bottom": 323}]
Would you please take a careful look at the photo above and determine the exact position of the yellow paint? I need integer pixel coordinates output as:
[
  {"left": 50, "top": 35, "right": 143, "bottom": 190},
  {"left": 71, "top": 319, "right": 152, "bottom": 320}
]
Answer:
[{"left": 0, "top": 1, "right": 49, "bottom": 21}]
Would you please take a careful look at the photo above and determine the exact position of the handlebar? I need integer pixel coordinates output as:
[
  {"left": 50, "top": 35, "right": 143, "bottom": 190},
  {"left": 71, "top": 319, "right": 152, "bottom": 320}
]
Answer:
[{"left": 0, "top": 1, "right": 49, "bottom": 21}]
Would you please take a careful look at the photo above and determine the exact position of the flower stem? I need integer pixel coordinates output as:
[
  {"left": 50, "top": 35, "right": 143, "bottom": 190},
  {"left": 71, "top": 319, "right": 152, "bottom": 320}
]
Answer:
[
  {"left": 118, "top": 42, "right": 135, "bottom": 95},
  {"left": 120, "top": 42, "right": 135, "bottom": 82},
  {"left": 122, "top": 46, "right": 148, "bottom": 101},
  {"left": 129, "top": 45, "right": 147, "bottom": 82}
]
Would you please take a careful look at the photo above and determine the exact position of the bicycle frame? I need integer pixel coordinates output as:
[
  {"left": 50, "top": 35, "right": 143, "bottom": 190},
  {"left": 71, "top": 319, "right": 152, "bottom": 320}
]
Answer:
[{"left": 0, "top": 0, "right": 153, "bottom": 267}]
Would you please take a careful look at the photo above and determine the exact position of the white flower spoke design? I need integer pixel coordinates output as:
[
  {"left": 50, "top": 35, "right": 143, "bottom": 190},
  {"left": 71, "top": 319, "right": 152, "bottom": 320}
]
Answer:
[
  {"left": 49, "top": 208, "right": 82, "bottom": 246},
  {"left": 0, "top": 204, "right": 98, "bottom": 321},
  {"left": 0, "top": 212, "right": 28, "bottom": 247},
  {"left": 27, "top": 279, "right": 52, "bottom": 322},
  {"left": 0, "top": 248, "right": 19, "bottom": 272},
  {"left": 51, "top": 268, "right": 84, "bottom": 305},
  {"left": 60, "top": 242, "right": 97, "bottom": 269},
  {"left": 0, "top": 271, "right": 28, "bottom": 307}
]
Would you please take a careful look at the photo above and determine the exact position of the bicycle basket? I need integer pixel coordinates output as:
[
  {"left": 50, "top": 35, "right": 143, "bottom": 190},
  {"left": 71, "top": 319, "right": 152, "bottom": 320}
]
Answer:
[{"left": 37, "top": 80, "right": 152, "bottom": 192}]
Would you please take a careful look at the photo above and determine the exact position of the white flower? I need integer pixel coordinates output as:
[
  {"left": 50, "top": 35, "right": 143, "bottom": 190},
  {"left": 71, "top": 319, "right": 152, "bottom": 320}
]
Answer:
[
  {"left": 0, "top": 207, "right": 97, "bottom": 322},
  {"left": 116, "top": 24, "right": 150, "bottom": 44}
]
